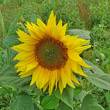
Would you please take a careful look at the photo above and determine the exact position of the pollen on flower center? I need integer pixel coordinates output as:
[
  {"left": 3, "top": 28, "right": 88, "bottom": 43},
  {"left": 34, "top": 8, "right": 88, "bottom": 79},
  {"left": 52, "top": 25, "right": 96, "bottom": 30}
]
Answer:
[{"left": 36, "top": 37, "right": 68, "bottom": 70}]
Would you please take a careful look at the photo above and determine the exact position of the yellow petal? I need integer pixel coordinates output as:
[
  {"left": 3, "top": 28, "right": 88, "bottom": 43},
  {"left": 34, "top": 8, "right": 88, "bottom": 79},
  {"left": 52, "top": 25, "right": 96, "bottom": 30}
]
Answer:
[
  {"left": 37, "top": 18, "right": 47, "bottom": 33},
  {"left": 73, "top": 39, "right": 90, "bottom": 47},
  {"left": 62, "top": 35, "right": 78, "bottom": 47},
  {"left": 12, "top": 44, "right": 35, "bottom": 52},
  {"left": 77, "top": 65, "right": 87, "bottom": 77},
  {"left": 64, "top": 61, "right": 71, "bottom": 78},
  {"left": 47, "top": 11, "right": 56, "bottom": 36},
  {"left": 17, "top": 66, "right": 26, "bottom": 72},
  {"left": 69, "top": 59, "right": 78, "bottom": 73},
  {"left": 30, "top": 66, "right": 42, "bottom": 85},
  {"left": 65, "top": 36, "right": 90, "bottom": 48},
  {"left": 19, "top": 69, "right": 34, "bottom": 78},
  {"left": 55, "top": 70, "right": 61, "bottom": 89},
  {"left": 68, "top": 79, "right": 75, "bottom": 88},
  {"left": 57, "top": 20, "right": 62, "bottom": 29},
  {"left": 75, "top": 45, "right": 91, "bottom": 54},
  {"left": 60, "top": 23, "right": 67, "bottom": 37},
  {"left": 36, "top": 69, "right": 45, "bottom": 89},
  {"left": 31, "top": 23, "right": 44, "bottom": 39},
  {"left": 43, "top": 83, "right": 48, "bottom": 92},
  {"left": 68, "top": 50, "right": 91, "bottom": 67},
  {"left": 60, "top": 68, "right": 67, "bottom": 88},
  {"left": 60, "top": 63, "right": 71, "bottom": 88},
  {"left": 17, "top": 29, "right": 37, "bottom": 44},
  {"left": 26, "top": 61, "right": 38, "bottom": 72},
  {"left": 40, "top": 70, "right": 50, "bottom": 89},
  {"left": 51, "top": 19, "right": 65, "bottom": 40},
  {"left": 69, "top": 58, "right": 87, "bottom": 77},
  {"left": 15, "top": 57, "right": 35, "bottom": 67},
  {"left": 26, "top": 22, "right": 43, "bottom": 40},
  {"left": 49, "top": 70, "right": 57, "bottom": 95},
  {"left": 59, "top": 78, "right": 64, "bottom": 94},
  {"left": 71, "top": 73, "right": 80, "bottom": 84},
  {"left": 13, "top": 52, "right": 34, "bottom": 60}
]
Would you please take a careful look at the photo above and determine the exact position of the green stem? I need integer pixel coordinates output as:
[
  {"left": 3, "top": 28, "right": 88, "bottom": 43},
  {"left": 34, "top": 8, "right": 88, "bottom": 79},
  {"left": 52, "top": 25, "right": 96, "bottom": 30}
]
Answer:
[
  {"left": 0, "top": 9, "right": 5, "bottom": 35},
  {"left": 37, "top": 104, "right": 44, "bottom": 110}
]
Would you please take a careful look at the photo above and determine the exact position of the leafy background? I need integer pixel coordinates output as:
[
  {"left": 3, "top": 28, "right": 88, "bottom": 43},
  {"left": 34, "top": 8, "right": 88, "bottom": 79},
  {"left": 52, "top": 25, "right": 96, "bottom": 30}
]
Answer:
[{"left": 0, "top": 0, "right": 110, "bottom": 110}]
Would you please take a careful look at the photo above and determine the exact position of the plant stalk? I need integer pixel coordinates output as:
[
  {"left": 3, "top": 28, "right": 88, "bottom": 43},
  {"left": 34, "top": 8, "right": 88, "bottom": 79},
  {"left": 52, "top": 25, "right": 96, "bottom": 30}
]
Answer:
[{"left": 0, "top": 9, "right": 5, "bottom": 35}]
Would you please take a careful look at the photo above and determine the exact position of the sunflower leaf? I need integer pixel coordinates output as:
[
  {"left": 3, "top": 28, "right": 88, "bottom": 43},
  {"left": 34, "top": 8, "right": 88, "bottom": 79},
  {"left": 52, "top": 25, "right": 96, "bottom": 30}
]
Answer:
[
  {"left": 83, "top": 59, "right": 105, "bottom": 77},
  {"left": 87, "top": 75, "right": 110, "bottom": 90},
  {"left": 0, "top": 76, "right": 31, "bottom": 89},
  {"left": 73, "top": 86, "right": 82, "bottom": 98},
  {"left": 81, "top": 94, "right": 105, "bottom": 110},
  {"left": 83, "top": 60, "right": 110, "bottom": 90},
  {"left": 78, "top": 90, "right": 88, "bottom": 102},
  {"left": 11, "top": 93, "right": 34, "bottom": 110},
  {"left": 56, "top": 101, "right": 72, "bottom": 110},
  {"left": 69, "top": 29, "right": 90, "bottom": 40},
  {"left": 8, "top": 13, "right": 22, "bottom": 36},
  {"left": 3, "top": 35, "right": 20, "bottom": 48},
  {"left": 41, "top": 94, "right": 59, "bottom": 109},
  {"left": 0, "top": 65, "right": 34, "bottom": 91},
  {"left": 54, "top": 86, "right": 73, "bottom": 109}
]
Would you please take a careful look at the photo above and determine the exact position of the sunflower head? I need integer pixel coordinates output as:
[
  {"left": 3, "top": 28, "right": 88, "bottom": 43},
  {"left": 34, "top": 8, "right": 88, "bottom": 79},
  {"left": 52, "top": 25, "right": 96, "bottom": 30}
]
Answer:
[
  {"left": 12, "top": 11, "right": 91, "bottom": 95},
  {"left": 35, "top": 37, "right": 68, "bottom": 70}
]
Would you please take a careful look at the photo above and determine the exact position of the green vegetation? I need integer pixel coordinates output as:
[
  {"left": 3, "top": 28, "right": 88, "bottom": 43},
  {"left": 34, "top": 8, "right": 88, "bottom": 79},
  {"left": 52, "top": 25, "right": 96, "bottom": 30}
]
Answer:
[{"left": 0, "top": 0, "right": 110, "bottom": 110}]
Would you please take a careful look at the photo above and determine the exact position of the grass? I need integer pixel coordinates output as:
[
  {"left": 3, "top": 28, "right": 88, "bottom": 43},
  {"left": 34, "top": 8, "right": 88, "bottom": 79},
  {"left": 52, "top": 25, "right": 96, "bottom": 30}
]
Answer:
[{"left": 0, "top": 0, "right": 110, "bottom": 109}]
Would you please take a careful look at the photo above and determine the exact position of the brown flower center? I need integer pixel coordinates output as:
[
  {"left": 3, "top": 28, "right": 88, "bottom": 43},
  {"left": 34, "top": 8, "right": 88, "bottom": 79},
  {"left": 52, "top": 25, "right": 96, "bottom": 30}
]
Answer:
[{"left": 35, "top": 37, "right": 68, "bottom": 70}]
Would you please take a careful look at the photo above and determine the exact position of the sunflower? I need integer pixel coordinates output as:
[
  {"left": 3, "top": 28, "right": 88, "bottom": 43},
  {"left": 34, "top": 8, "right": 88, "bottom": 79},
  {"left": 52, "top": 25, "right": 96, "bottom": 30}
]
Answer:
[{"left": 12, "top": 11, "right": 91, "bottom": 95}]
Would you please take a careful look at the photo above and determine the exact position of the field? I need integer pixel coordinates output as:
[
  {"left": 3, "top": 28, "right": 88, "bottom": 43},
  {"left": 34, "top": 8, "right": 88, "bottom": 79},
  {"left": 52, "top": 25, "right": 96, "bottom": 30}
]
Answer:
[{"left": 0, "top": 0, "right": 110, "bottom": 110}]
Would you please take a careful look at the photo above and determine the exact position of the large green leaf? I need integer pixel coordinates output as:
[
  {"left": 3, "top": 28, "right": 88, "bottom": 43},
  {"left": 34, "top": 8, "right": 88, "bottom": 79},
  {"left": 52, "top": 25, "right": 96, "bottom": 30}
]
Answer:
[
  {"left": 11, "top": 93, "right": 34, "bottom": 110},
  {"left": 56, "top": 102, "right": 72, "bottom": 110},
  {"left": 87, "top": 74, "right": 110, "bottom": 90},
  {"left": 41, "top": 94, "right": 59, "bottom": 109},
  {"left": 78, "top": 90, "right": 88, "bottom": 102},
  {"left": 0, "top": 65, "right": 17, "bottom": 76},
  {"left": 83, "top": 105, "right": 105, "bottom": 110},
  {"left": 8, "top": 13, "right": 21, "bottom": 36},
  {"left": 3, "top": 35, "right": 20, "bottom": 48},
  {"left": 73, "top": 86, "right": 82, "bottom": 98},
  {"left": 83, "top": 60, "right": 110, "bottom": 90},
  {"left": 8, "top": 48, "right": 18, "bottom": 64},
  {"left": 54, "top": 86, "right": 73, "bottom": 109},
  {"left": 0, "top": 76, "right": 31, "bottom": 88},
  {"left": 81, "top": 94, "right": 105, "bottom": 110},
  {"left": 0, "top": 65, "right": 35, "bottom": 90},
  {"left": 69, "top": 29, "right": 90, "bottom": 40},
  {"left": 83, "top": 59, "right": 105, "bottom": 77}
]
